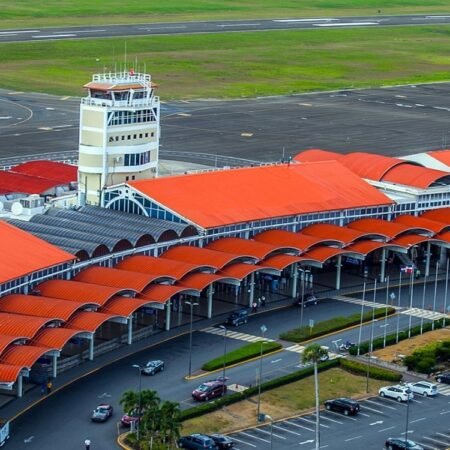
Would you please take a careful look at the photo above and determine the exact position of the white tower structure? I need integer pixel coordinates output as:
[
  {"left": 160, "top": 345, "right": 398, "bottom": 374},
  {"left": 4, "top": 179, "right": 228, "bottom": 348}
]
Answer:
[{"left": 78, "top": 70, "right": 160, "bottom": 206}]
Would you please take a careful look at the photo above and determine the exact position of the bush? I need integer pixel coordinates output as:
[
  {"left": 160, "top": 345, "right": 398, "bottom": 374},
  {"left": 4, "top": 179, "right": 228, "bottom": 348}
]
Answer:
[
  {"left": 340, "top": 358, "right": 402, "bottom": 382},
  {"left": 402, "top": 338, "right": 450, "bottom": 374},
  {"left": 280, "top": 307, "right": 395, "bottom": 343},
  {"left": 202, "top": 341, "right": 282, "bottom": 371}
]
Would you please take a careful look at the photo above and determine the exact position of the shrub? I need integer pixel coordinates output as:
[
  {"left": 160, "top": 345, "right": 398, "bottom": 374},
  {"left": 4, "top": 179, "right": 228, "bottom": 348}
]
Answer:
[{"left": 340, "top": 358, "right": 402, "bottom": 382}]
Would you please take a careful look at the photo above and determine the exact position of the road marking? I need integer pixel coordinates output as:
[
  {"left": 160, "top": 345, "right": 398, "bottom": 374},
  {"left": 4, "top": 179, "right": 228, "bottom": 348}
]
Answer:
[
  {"left": 33, "top": 34, "right": 77, "bottom": 38},
  {"left": 0, "top": 30, "right": 39, "bottom": 34},
  {"left": 273, "top": 19, "right": 337, "bottom": 22},
  {"left": 298, "top": 103, "right": 312, "bottom": 106},
  {"left": 231, "top": 436, "right": 256, "bottom": 447},
  {"left": 271, "top": 358, "right": 282, "bottom": 364},
  {"left": 241, "top": 132, "right": 253, "bottom": 137},
  {"left": 415, "top": 103, "right": 425, "bottom": 106},
  {"left": 299, "top": 439, "right": 314, "bottom": 445},
  {"left": 320, "top": 413, "right": 344, "bottom": 424},
  {"left": 139, "top": 26, "right": 187, "bottom": 30},
  {"left": 239, "top": 431, "right": 270, "bottom": 443},
  {"left": 365, "top": 398, "right": 398, "bottom": 410},
  {"left": 61, "top": 96, "right": 71, "bottom": 100},
  {"left": 45, "top": 107, "right": 55, "bottom": 110},
  {"left": 315, "top": 22, "right": 379, "bottom": 27},
  {"left": 24, "top": 436, "right": 34, "bottom": 443},
  {"left": 440, "top": 410, "right": 450, "bottom": 414},
  {"left": 422, "top": 436, "right": 450, "bottom": 446},
  {"left": 345, "top": 435, "right": 363, "bottom": 442},
  {"left": 0, "top": 116, "right": 12, "bottom": 120},
  {"left": 410, "top": 417, "right": 426, "bottom": 424},
  {"left": 53, "top": 125, "right": 72, "bottom": 129},
  {"left": 379, "top": 426, "right": 396, "bottom": 433},
  {"left": 67, "top": 29, "right": 105, "bottom": 33},
  {"left": 359, "top": 412, "right": 370, "bottom": 417},
  {"left": 38, "top": 127, "right": 53, "bottom": 131},
  {"left": 272, "top": 424, "right": 302, "bottom": 436},
  {"left": 436, "top": 432, "right": 450, "bottom": 439},
  {"left": 217, "top": 23, "right": 260, "bottom": 27},
  {"left": 254, "top": 427, "right": 286, "bottom": 439},
  {"left": 300, "top": 416, "right": 329, "bottom": 428},
  {"left": 8, "top": 91, "right": 24, "bottom": 95},
  {"left": 177, "top": 113, "right": 191, "bottom": 117},
  {"left": 370, "top": 420, "right": 384, "bottom": 426},
  {"left": 287, "top": 420, "right": 314, "bottom": 432}
]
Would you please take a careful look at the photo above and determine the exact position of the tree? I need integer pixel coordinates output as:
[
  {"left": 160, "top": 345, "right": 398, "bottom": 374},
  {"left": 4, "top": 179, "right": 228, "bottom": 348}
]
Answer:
[
  {"left": 302, "top": 343, "right": 328, "bottom": 450},
  {"left": 159, "top": 401, "right": 181, "bottom": 447},
  {"left": 120, "top": 390, "right": 139, "bottom": 415}
]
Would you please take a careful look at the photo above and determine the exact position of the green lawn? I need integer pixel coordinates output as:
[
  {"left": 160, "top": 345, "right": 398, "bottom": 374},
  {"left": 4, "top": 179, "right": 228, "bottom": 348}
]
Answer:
[
  {"left": 1, "top": 1, "right": 450, "bottom": 28},
  {"left": 2, "top": 26, "right": 450, "bottom": 99}
]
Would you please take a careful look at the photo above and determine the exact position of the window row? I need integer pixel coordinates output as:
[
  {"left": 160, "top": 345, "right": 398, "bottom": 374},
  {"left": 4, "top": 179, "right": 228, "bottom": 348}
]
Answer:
[
  {"left": 124, "top": 151, "right": 151, "bottom": 166},
  {"left": 109, "top": 109, "right": 157, "bottom": 126},
  {"left": 109, "top": 131, "right": 155, "bottom": 143}
]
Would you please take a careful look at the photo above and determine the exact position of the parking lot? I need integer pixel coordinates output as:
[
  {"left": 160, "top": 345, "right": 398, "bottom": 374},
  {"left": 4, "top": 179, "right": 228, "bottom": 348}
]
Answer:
[{"left": 228, "top": 385, "right": 450, "bottom": 450}]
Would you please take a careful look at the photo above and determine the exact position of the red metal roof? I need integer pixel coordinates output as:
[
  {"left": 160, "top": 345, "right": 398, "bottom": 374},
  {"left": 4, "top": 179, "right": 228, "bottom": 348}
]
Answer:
[
  {"left": 0, "top": 313, "right": 55, "bottom": 339},
  {"left": 0, "top": 221, "right": 74, "bottom": 284},
  {"left": 346, "top": 240, "right": 404, "bottom": 255},
  {"left": 33, "top": 327, "right": 89, "bottom": 350},
  {"left": 0, "top": 335, "right": 26, "bottom": 356},
  {"left": 1, "top": 345, "right": 57, "bottom": 368},
  {"left": 254, "top": 229, "right": 337, "bottom": 252},
  {"left": 162, "top": 245, "right": 240, "bottom": 270},
  {"left": 394, "top": 214, "right": 449, "bottom": 234},
  {"left": 178, "top": 273, "right": 237, "bottom": 291},
  {"left": 129, "top": 161, "right": 392, "bottom": 229},
  {"left": 0, "top": 294, "right": 86, "bottom": 322},
  {"left": 302, "top": 223, "right": 372, "bottom": 245},
  {"left": 100, "top": 296, "right": 153, "bottom": 317},
  {"left": 427, "top": 149, "right": 450, "bottom": 166},
  {"left": 11, "top": 161, "right": 77, "bottom": 184},
  {"left": 74, "top": 266, "right": 157, "bottom": 292},
  {"left": 422, "top": 207, "right": 450, "bottom": 223},
  {"left": 381, "top": 164, "right": 450, "bottom": 188},
  {"left": 303, "top": 246, "right": 362, "bottom": 263},
  {"left": 117, "top": 255, "right": 201, "bottom": 280},
  {"left": 67, "top": 311, "right": 119, "bottom": 332},
  {"left": 0, "top": 363, "right": 26, "bottom": 383},
  {"left": 219, "top": 263, "right": 271, "bottom": 280},
  {"left": 262, "top": 254, "right": 305, "bottom": 270},
  {"left": 0, "top": 171, "right": 67, "bottom": 195},
  {"left": 207, "top": 237, "right": 285, "bottom": 260},
  {"left": 293, "top": 149, "right": 343, "bottom": 163},
  {"left": 348, "top": 218, "right": 415, "bottom": 240},
  {"left": 391, "top": 235, "right": 436, "bottom": 248},
  {"left": 141, "top": 284, "right": 199, "bottom": 304},
  {"left": 37, "top": 279, "right": 123, "bottom": 306}
]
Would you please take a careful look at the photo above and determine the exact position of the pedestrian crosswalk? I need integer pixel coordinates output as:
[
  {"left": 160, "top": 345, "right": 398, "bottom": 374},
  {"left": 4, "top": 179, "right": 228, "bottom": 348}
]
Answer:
[
  {"left": 333, "top": 295, "right": 399, "bottom": 309},
  {"left": 437, "top": 383, "right": 450, "bottom": 396},
  {"left": 201, "top": 326, "right": 275, "bottom": 343},
  {"left": 401, "top": 307, "right": 449, "bottom": 321},
  {"left": 285, "top": 344, "right": 341, "bottom": 360}
]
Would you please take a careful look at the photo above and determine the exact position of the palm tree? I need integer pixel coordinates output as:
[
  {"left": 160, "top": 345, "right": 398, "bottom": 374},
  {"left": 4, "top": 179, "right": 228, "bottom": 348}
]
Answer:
[
  {"left": 159, "top": 401, "right": 181, "bottom": 447},
  {"left": 120, "top": 390, "right": 140, "bottom": 415},
  {"left": 302, "top": 343, "right": 328, "bottom": 450}
]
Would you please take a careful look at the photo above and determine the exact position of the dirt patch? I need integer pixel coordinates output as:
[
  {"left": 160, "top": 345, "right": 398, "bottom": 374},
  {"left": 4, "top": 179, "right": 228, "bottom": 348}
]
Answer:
[{"left": 372, "top": 328, "right": 450, "bottom": 364}]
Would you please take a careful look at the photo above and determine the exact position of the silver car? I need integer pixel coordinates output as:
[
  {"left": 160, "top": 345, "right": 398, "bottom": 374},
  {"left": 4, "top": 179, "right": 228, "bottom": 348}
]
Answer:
[
  {"left": 406, "top": 381, "right": 438, "bottom": 397},
  {"left": 379, "top": 385, "right": 413, "bottom": 402}
]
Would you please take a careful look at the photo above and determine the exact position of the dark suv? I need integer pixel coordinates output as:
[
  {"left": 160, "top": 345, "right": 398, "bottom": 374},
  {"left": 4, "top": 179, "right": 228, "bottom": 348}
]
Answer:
[
  {"left": 192, "top": 379, "right": 227, "bottom": 401},
  {"left": 324, "top": 397, "right": 360, "bottom": 416},
  {"left": 178, "top": 434, "right": 218, "bottom": 449},
  {"left": 226, "top": 309, "right": 248, "bottom": 327},
  {"left": 294, "top": 293, "right": 318, "bottom": 308},
  {"left": 435, "top": 372, "right": 450, "bottom": 384}
]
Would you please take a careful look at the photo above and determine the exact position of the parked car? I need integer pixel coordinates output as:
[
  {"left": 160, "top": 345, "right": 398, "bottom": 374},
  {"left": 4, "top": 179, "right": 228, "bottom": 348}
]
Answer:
[
  {"left": 379, "top": 385, "right": 413, "bottom": 402},
  {"left": 324, "top": 397, "right": 360, "bottom": 416},
  {"left": 208, "top": 434, "right": 234, "bottom": 449},
  {"left": 406, "top": 381, "right": 438, "bottom": 397},
  {"left": 293, "top": 293, "right": 318, "bottom": 308},
  {"left": 141, "top": 359, "right": 165, "bottom": 376},
  {"left": 120, "top": 409, "right": 140, "bottom": 427},
  {"left": 435, "top": 372, "right": 450, "bottom": 384},
  {"left": 226, "top": 309, "right": 248, "bottom": 327},
  {"left": 91, "top": 404, "right": 113, "bottom": 422},
  {"left": 385, "top": 437, "right": 424, "bottom": 449},
  {"left": 178, "top": 433, "right": 218, "bottom": 449},
  {"left": 192, "top": 379, "right": 227, "bottom": 401}
]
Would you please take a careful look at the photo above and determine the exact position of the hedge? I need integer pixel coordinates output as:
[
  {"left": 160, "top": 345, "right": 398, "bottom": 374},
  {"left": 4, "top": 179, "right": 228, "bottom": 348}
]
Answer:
[
  {"left": 403, "top": 339, "right": 450, "bottom": 374},
  {"left": 349, "top": 318, "right": 446, "bottom": 356},
  {"left": 340, "top": 358, "right": 402, "bottom": 382},
  {"left": 181, "top": 358, "right": 339, "bottom": 421},
  {"left": 280, "top": 307, "right": 396, "bottom": 343},
  {"left": 202, "top": 341, "right": 282, "bottom": 371}
]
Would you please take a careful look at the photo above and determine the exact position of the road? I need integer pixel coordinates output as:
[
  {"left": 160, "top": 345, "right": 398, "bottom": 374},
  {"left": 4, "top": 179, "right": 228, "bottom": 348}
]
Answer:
[
  {"left": 8, "top": 280, "right": 449, "bottom": 449},
  {"left": 2, "top": 15, "right": 450, "bottom": 43}
]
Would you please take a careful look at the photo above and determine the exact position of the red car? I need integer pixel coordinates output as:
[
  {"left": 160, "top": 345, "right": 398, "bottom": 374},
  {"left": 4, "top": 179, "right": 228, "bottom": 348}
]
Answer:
[
  {"left": 120, "top": 409, "right": 140, "bottom": 427},
  {"left": 192, "top": 379, "right": 227, "bottom": 402}
]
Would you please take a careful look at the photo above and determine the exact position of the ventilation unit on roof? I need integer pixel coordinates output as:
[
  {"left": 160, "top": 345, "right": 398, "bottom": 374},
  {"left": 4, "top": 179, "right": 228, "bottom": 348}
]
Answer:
[{"left": 11, "top": 202, "right": 23, "bottom": 216}]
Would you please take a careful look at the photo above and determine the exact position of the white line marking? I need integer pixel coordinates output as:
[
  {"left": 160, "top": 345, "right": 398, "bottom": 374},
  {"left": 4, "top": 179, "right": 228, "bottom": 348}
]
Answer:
[
  {"left": 345, "top": 435, "right": 363, "bottom": 442},
  {"left": 286, "top": 420, "right": 314, "bottom": 432},
  {"left": 33, "top": 34, "right": 76, "bottom": 38},
  {"left": 254, "top": 427, "right": 286, "bottom": 439},
  {"left": 231, "top": 436, "right": 257, "bottom": 447},
  {"left": 272, "top": 424, "right": 302, "bottom": 436},
  {"left": 410, "top": 417, "right": 426, "bottom": 424},
  {"left": 273, "top": 19, "right": 337, "bottom": 22},
  {"left": 217, "top": 24, "right": 260, "bottom": 27},
  {"left": 53, "top": 125, "right": 72, "bottom": 129},
  {"left": 0, "top": 30, "right": 39, "bottom": 35},
  {"left": 67, "top": 29, "right": 105, "bottom": 33},
  {"left": 316, "top": 22, "right": 379, "bottom": 27},
  {"left": 139, "top": 26, "right": 187, "bottom": 30},
  {"left": 379, "top": 426, "right": 396, "bottom": 433},
  {"left": 239, "top": 431, "right": 269, "bottom": 443}
]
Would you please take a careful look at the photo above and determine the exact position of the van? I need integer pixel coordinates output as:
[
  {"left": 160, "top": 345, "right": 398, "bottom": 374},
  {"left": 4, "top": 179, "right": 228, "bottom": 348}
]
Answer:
[{"left": 226, "top": 309, "right": 248, "bottom": 327}]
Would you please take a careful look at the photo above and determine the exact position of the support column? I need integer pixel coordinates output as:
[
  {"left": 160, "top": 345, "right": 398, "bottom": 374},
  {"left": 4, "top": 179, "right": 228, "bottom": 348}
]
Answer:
[
  {"left": 425, "top": 242, "right": 431, "bottom": 277},
  {"left": 165, "top": 301, "right": 171, "bottom": 331},
  {"left": 207, "top": 285, "right": 213, "bottom": 319},
  {"left": 380, "top": 248, "right": 386, "bottom": 283},
  {"left": 335, "top": 255, "right": 342, "bottom": 291},
  {"left": 52, "top": 354, "right": 58, "bottom": 378},
  {"left": 17, "top": 375, "right": 23, "bottom": 398},
  {"left": 248, "top": 272, "right": 255, "bottom": 308},
  {"left": 89, "top": 337, "right": 94, "bottom": 361},
  {"left": 440, "top": 246, "right": 447, "bottom": 265},
  {"left": 127, "top": 317, "right": 133, "bottom": 345},
  {"left": 291, "top": 263, "right": 298, "bottom": 298}
]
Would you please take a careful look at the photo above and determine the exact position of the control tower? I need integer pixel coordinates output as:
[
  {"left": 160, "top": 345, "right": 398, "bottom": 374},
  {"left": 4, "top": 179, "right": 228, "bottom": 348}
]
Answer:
[{"left": 78, "top": 70, "right": 160, "bottom": 206}]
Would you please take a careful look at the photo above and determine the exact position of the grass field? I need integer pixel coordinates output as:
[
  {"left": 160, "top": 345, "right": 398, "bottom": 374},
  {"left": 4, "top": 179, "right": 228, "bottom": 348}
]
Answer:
[
  {"left": 1, "top": 1, "right": 450, "bottom": 28},
  {"left": 2, "top": 26, "right": 450, "bottom": 99}
]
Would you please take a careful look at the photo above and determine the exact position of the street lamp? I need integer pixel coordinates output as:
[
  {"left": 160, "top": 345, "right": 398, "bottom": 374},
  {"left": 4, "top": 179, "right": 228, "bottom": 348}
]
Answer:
[
  {"left": 366, "top": 280, "right": 377, "bottom": 393},
  {"left": 265, "top": 414, "right": 274, "bottom": 450},
  {"left": 256, "top": 324, "right": 267, "bottom": 421},
  {"left": 131, "top": 364, "right": 143, "bottom": 441},
  {"left": 84, "top": 439, "right": 91, "bottom": 450},
  {"left": 186, "top": 300, "right": 199, "bottom": 378},
  {"left": 219, "top": 325, "right": 228, "bottom": 395}
]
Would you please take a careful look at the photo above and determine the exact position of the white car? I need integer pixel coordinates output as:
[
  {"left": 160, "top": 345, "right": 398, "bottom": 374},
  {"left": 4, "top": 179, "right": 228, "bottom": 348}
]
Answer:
[
  {"left": 406, "top": 381, "right": 438, "bottom": 397},
  {"left": 379, "top": 385, "right": 414, "bottom": 402}
]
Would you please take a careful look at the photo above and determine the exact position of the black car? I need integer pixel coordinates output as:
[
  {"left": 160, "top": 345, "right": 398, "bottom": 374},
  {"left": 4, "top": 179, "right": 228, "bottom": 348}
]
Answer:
[
  {"left": 324, "top": 397, "right": 360, "bottom": 416},
  {"left": 208, "top": 434, "right": 234, "bottom": 449},
  {"left": 435, "top": 372, "right": 450, "bottom": 384},
  {"left": 293, "top": 293, "right": 318, "bottom": 308},
  {"left": 141, "top": 360, "right": 165, "bottom": 376},
  {"left": 178, "top": 434, "right": 217, "bottom": 449},
  {"left": 384, "top": 437, "right": 424, "bottom": 449},
  {"left": 226, "top": 309, "right": 248, "bottom": 327}
]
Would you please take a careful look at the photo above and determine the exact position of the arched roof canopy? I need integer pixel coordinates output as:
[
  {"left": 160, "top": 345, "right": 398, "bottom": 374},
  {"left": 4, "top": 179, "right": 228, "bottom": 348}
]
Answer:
[
  {"left": 381, "top": 165, "right": 450, "bottom": 188},
  {"left": 302, "top": 223, "right": 373, "bottom": 245},
  {"left": 162, "top": 245, "right": 244, "bottom": 271},
  {"left": 262, "top": 254, "right": 323, "bottom": 270},
  {"left": 303, "top": 247, "right": 364, "bottom": 264},
  {"left": 346, "top": 240, "right": 407, "bottom": 256},
  {"left": 0, "top": 364, "right": 28, "bottom": 384},
  {"left": 0, "top": 335, "right": 27, "bottom": 356},
  {"left": 207, "top": 237, "right": 294, "bottom": 260},
  {"left": 293, "top": 149, "right": 343, "bottom": 163},
  {"left": 348, "top": 218, "right": 424, "bottom": 240},
  {"left": 74, "top": 266, "right": 159, "bottom": 292},
  {"left": 254, "top": 229, "right": 339, "bottom": 252},
  {"left": 422, "top": 207, "right": 450, "bottom": 224},
  {"left": 0, "top": 294, "right": 88, "bottom": 322},
  {"left": 36, "top": 279, "right": 126, "bottom": 306},
  {"left": 67, "top": 311, "right": 122, "bottom": 332},
  {"left": 219, "top": 263, "right": 273, "bottom": 280},
  {"left": 100, "top": 296, "right": 156, "bottom": 317},
  {"left": 157, "top": 230, "right": 178, "bottom": 243},
  {"left": 394, "top": 215, "right": 450, "bottom": 234},
  {"left": 178, "top": 273, "right": 239, "bottom": 291},
  {"left": 1, "top": 345, "right": 58, "bottom": 369},
  {"left": 140, "top": 285, "right": 200, "bottom": 304},
  {"left": 33, "top": 327, "right": 91, "bottom": 351},
  {"left": 434, "top": 231, "right": 450, "bottom": 249},
  {"left": 391, "top": 235, "right": 440, "bottom": 249},
  {"left": 117, "top": 255, "right": 203, "bottom": 280},
  {"left": 0, "top": 313, "right": 56, "bottom": 339}
]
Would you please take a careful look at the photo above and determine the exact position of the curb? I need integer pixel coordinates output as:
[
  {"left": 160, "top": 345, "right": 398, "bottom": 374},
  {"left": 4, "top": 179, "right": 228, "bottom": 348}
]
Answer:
[{"left": 117, "top": 431, "right": 132, "bottom": 450}]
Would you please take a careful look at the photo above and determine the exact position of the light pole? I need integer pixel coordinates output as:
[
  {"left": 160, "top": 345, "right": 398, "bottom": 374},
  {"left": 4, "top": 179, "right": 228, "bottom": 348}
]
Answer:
[
  {"left": 257, "top": 324, "right": 267, "bottom": 421},
  {"left": 299, "top": 268, "right": 306, "bottom": 328},
  {"left": 186, "top": 300, "right": 199, "bottom": 378},
  {"left": 219, "top": 325, "right": 227, "bottom": 395},
  {"left": 366, "top": 280, "right": 377, "bottom": 393},
  {"left": 404, "top": 392, "right": 411, "bottom": 443},
  {"left": 383, "top": 276, "right": 390, "bottom": 347},
  {"left": 444, "top": 258, "right": 449, "bottom": 327},
  {"left": 420, "top": 275, "right": 427, "bottom": 334},
  {"left": 84, "top": 439, "right": 91, "bottom": 450},
  {"left": 131, "top": 364, "right": 142, "bottom": 441},
  {"left": 432, "top": 262, "right": 439, "bottom": 331},
  {"left": 357, "top": 283, "right": 366, "bottom": 356},
  {"left": 407, "top": 269, "right": 414, "bottom": 338},
  {"left": 266, "top": 414, "right": 274, "bottom": 450},
  {"left": 396, "top": 270, "right": 402, "bottom": 344}
]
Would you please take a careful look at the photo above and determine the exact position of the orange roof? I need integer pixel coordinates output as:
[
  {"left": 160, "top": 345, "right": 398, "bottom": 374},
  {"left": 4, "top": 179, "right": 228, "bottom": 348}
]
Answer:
[
  {"left": 293, "top": 149, "right": 343, "bottom": 163},
  {"left": 427, "top": 149, "right": 450, "bottom": 166},
  {"left": 67, "top": 311, "right": 118, "bottom": 332},
  {"left": 254, "top": 229, "right": 337, "bottom": 252},
  {"left": 0, "top": 294, "right": 85, "bottom": 322},
  {"left": 129, "top": 162, "right": 392, "bottom": 229},
  {"left": 394, "top": 214, "right": 449, "bottom": 234},
  {"left": 303, "top": 246, "right": 362, "bottom": 263},
  {"left": 101, "top": 296, "right": 153, "bottom": 317},
  {"left": 346, "top": 240, "right": 404, "bottom": 255},
  {"left": 302, "top": 224, "right": 372, "bottom": 245},
  {"left": 1, "top": 345, "right": 57, "bottom": 368},
  {"left": 348, "top": 218, "right": 413, "bottom": 239},
  {"left": 0, "top": 363, "right": 26, "bottom": 383},
  {"left": 0, "top": 335, "right": 25, "bottom": 356},
  {"left": 262, "top": 254, "right": 305, "bottom": 270},
  {"left": 179, "top": 273, "right": 237, "bottom": 291},
  {"left": 37, "top": 279, "right": 122, "bottom": 306},
  {"left": 33, "top": 327, "right": 89, "bottom": 350},
  {"left": 207, "top": 237, "right": 286, "bottom": 260},
  {"left": 436, "top": 231, "right": 450, "bottom": 245},
  {"left": 391, "top": 235, "right": 435, "bottom": 248},
  {"left": 0, "top": 313, "right": 53, "bottom": 339},
  {"left": 0, "top": 221, "right": 74, "bottom": 284},
  {"left": 141, "top": 284, "right": 199, "bottom": 303},
  {"left": 162, "top": 246, "right": 239, "bottom": 270},
  {"left": 74, "top": 266, "right": 157, "bottom": 292},
  {"left": 381, "top": 164, "right": 450, "bottom": 188},
  {"left": 11, "top": 160, "right": 77, "bottom": 184},
  {"left": 117, "top": 255, "right": 200, "bottom": 280},
  {"left": 422, "top": 207, "right": 450, "bottom": 223},
  {"left": 219, "top": 263, "right": 270, "bottom": 280}
]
